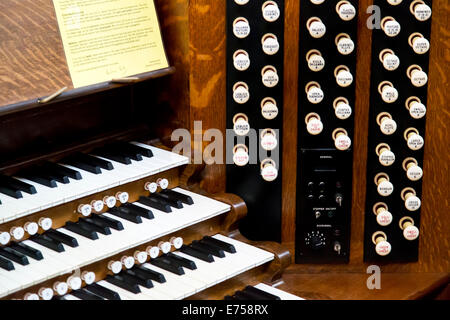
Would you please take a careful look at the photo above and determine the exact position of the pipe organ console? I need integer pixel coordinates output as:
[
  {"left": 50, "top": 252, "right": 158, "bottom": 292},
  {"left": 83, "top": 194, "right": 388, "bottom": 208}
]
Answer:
[{"left": 0, "top": 0, "right": 448, "bottom": 302}]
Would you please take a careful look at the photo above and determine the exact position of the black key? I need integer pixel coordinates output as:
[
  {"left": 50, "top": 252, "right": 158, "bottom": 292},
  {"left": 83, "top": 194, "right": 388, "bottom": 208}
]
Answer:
[
  {"left": 78, "top": 219, "right": 111, "bottom": 235},
  {"left": 0, "top": 184, "right": 22, "bottom": 198},
  {"left": 44, "top": 162, "right": 82, "bottom": 180},
  {"left": 123, "top": 143, "right": 153, "bottom": 158},
  {"left": 0, "top": 247, "right": 29, "bottom": 265},
  {"left": 138, "top": 196, "right": 171, "bottom": 213},
  {"left": 91, "top": 214, "right": 124, "bottom": 231},
  {"left": 85, "top": 283, "right": 121, "bottom": 300},
  {"left": 165, "top": 253, "right": 196, "bottom": 270},
  {"left": 108, "top": 144, "right": 143, "bottom": 162},
  {"left": 0, "top": 256, "right": 14, "bottom": 271},
  {"left": 9, "top": 242, "right": 43, "bottom": 260},
  {"left": 180, "top": 245, "right": 214, "bottom": 263},
  {"left": 151, "top": 193, "right": 183, "bottom": 209},
  {"left": 64, "top": 221, "right": 99, "bottom": 240},
  {"left": 0, "top": 175, "right": 37, "bottom": 195},
  {"left": 133, "top": 266, "right": 166, "bottom": 283},
  {"left": 69, "top": 153, "right": 114, "bottom": 171},
  {"left": 150, "top": 257, "right": 184, "bottom": 275},
  {"left": 30, "top": 234, "right": 65, "bottom": 253},
  {"left": 224, "top": 295, "right": 236, "bottom": 301},
  {"left": 20, "top": 171, "right": 57, "bottom": 188},
  {"left": 161, "top": 189, "right": 194, "bottom": 205},
  {"left": 108, "top": 207, "right": 142, "bottom": 224},
  {"left": 46, "top": 229, "right": 79, "bottom": 248},
  {"left": 39, "top": 166, "right": 70, "bottom": 184},
  {"left": 244, "top": 286, "right": 281, "bottom": 300},
  {"left": 121, "top": 203, "right": 154, "bottom": 219},
  {"left": 71, "top": 289, "right": 104, "bottom": 300},
  {"left": 233, "top": 291, "right": 253, "bottom": 300},
  {"left": 52, "top": 295, "right": 67, "bottom": 300},
  {"left": 93, "top": 149, "right": 132, "bottom": 165},
  {"left": 63, "top": 157, "right": 101, "bottom": 174},
  {"left": 123, "top": 270, "right": 154, "bottom": 289},
  {"left": 106, "top": 275, "right": 141, "bottom": 294},
  {"left": 82, "top": 217, "right": 116, "bottom": 234},
  {"left": 201, "top": 236, "right": 236, "bottom": 253},
  {"left": 190, "top": 241, "right": 225, "bottom": 258}
]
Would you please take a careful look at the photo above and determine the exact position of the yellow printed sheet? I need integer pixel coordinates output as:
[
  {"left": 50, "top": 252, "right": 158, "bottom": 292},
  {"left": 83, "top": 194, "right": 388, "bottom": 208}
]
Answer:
[{"left": 53, "top": 0, "right": 169, "bottom": 88}]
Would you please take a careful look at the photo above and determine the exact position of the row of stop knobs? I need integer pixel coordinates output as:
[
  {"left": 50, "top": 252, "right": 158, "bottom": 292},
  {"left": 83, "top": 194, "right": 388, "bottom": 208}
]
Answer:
[{"left": 20, "top": 236, "right": 183, "bottom": 300}]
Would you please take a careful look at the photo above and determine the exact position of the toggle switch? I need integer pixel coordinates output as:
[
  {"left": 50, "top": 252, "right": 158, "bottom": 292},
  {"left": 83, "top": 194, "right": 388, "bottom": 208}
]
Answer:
[
  {"left": 405, "top": 97, "right": 427, "bottom": 119},
  {"left": 372, "top": 231, "right": 391, "bottom": 256},
  {"left": 306, "top": 17, "right": 326, "bottom": 38},
  {"left": 91, "top": 200, "right": 104, "bottom": 213},
  {"left": 233, "top": 49, "right": 250, "bottom": 71},
  {"left": 409, "top": 32, "right": 430, "bottom": 54},
  {"left": 260, "top": 129, "right": 278, "bottom": 151},
  {"left": 403, "top": 157, "right": 423, "bottom": 181},
  {"left": 410, "top": 0, "right": 432, "bottom": 21},
  {"left": 305, "top": 113, "right": 324, "bottom": 135},
  {"left": 262, "top": 33, "right": 280, "bottom": 55},
  {"left": 134, "top": 250, "right": 148, "bottom": 264},
  {"left": 115, "top": 191, "right": 129, "bottom": 204},
  {"left": 305, "top": 81, "right": 324, "bottom": 104},
  {"left": 332, "top": 128, "right": 352, "bottom": 151},
  {"left": 67, "top": 275, "right": 82, "bottom": 290},
  {"left": 232, "top": 82, "right": 250, "bottom": 104},
  {"left": 381, "top": 16, "right": 401, "bottom": 37},
  {"left": 261, "top": 97, "right": 279, "bottom": 120},
  {"left": 0, "top": 231, "right": 11, "bottom": 245},
  {"left": 262, "top": 1, "right": 280, "bottom": 22},
  {"left": 399, "top": 217, "right": 420, "bottom": 240},
  {"left": 261, "top": 159, "right": 278, "bottom": 182},
  {"left": 334, "top": 65, "right": 353, "bottom": 87},
  {"left": 10, "top": 226, "right": 25, "bottom": 240},
  {"left": 334, "top": 97, "right": 352, "bottom": 120},
  {"left": 374, "top": 172, "right": 394, "bottom": 197},
  {"left": 379, "top": 49, "right": 400, "bottom": 71},
  {"left": 159, "top": 241, "right": 172, "bottom": 254},
  {"left": 144, "top": 181, "right": 158, "bottom": 193},
  {"left": 407, "top": 65, "right": 428, "bottom": 87},
  {"left": 233, "top": 17, "right": 250, "bottom": 39},
  {"left": 261, "top": 65, "right": 279, "bottom": 87},
  {"left": 376, "top": 143, "right": 395, "bottom": 167},
  {"left": 233, "top": 113, "right": 250, "bottom": 136},
  {"left": 373, "top": 202, "right": 393, "bottom": 226},
  {"left": 108, "top": 260, "right": 123, "bottom": 274},
  {"left": 81, "top": 271, "right": 96, "bottom": 285},
  {"left": 121, "top": 255, "right": 135, "bottom": 269},
  {"left": 233, "top": 144, "right": 250, "bottom": 167},
  {"left": 38, "top": 287, "right": 54, "bottom": 301},
  {"left": 377, "top": 112, "right": 397, "bottom": 135},
  {"left": 335, "top": 33, "right": 355, "bottom": 55},
  {"left": 78, "top": 203, "right": 92, "bottom": 216},
  {"left": 378, "top": 81, "right": 399, "bottom": 103},
  {"left": 404, "top": 128, "right": 424, "bottom": 150},
  {"left": 401, "top": 187, "right": 422, "bottom": 211},
  {"left": 157, "top": 178, "right": 169, "bottom": 190},
  {"left": 103, "top": 195, "right": 117, "bottom": 209},
  {"left": 336, "top": 1, "right": 356, "bottom": 21},
  {"left": 146, "top": 246, "right": 160, "bottom": 259},
  {"left": 170, "top": 237, "right": 184, "bottom": 250},
  {"left": 333, "top": 241, "right": 342, "bottom": 255},
  {"left": 24, "top": 221, "right": 39, "bottom": 236},
  {"left": 335, "top": 193, "right": 343, "bottom": 207},
  {"left": 306, "top": 49, "right": 325, "bottom": 72},
  {"left": 38, "top": 217, "right": 53, "bottom": 231}
]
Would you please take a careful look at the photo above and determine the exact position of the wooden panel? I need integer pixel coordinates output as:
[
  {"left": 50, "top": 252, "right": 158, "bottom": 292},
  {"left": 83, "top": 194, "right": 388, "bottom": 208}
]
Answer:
[
  {"left": 0, "top": 0, "right": 71, "bottom": 106},
  {"left": 189, "top": 0, "right": 227, "bottom": 194}
]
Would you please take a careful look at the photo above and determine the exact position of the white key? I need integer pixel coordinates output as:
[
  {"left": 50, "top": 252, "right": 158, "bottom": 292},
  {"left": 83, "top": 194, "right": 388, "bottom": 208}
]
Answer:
[
  {"left": 63, "top": 294, "right": 81, "bottom": 300},
  {"left": 0, "top": 194, "right": 31, "bottom": 223},
  {"left": 254, "top": 283, "right": 304, "bottom": 300},
  {"left": 171, "top": 252, "right": 224, "bottom": 286},
  {"left": 96, "top": 280, "right": 144, "bottom": 300},
  {"left": 0, "top": 273, "right": 22, "bottom": 297}
]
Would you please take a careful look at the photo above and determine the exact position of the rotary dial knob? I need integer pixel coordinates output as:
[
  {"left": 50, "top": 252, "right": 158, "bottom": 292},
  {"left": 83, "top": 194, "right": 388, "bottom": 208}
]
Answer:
[{"left": 305, "top": 231, "right": 326, "bottom": 250}]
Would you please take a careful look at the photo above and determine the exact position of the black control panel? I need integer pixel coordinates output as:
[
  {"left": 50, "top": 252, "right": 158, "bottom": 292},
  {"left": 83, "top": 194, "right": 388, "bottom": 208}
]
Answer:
[
  {"left": 226, "top": 0, "right": 285, "bottom": 242},
  {"left": 295, "top": 0, "right": 359, "bottom": 263},
  {"left": 364, "top": 0, "right": 432, "bottom": 262}
]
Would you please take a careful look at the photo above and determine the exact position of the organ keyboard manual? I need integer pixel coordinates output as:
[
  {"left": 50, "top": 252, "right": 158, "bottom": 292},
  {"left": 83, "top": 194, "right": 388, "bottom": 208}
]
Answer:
[{"left": 0, "top": 0, "right": 448, "bottom": 316}]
